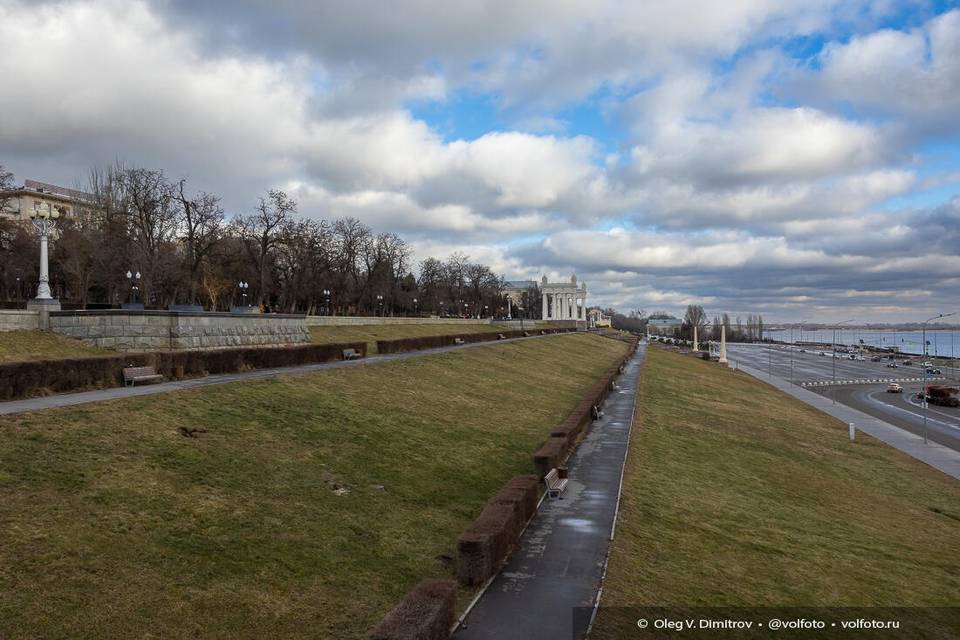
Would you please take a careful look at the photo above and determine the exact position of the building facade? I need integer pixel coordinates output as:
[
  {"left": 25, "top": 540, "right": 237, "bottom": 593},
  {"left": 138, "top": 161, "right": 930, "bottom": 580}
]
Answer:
[
  {"left": 501, "top": 280, "right": 537, "bottom": 318},
  {"left": 1, "top": 179, "right": 94, "bottom": 223},
  {"left": 647, "top": 317, "right": 682, "bottom": 335}
]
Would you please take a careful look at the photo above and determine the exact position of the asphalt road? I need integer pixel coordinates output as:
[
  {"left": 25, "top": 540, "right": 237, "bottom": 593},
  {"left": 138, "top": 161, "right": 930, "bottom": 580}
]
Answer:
[{"left": 727, "top": 343, "right": 960, "bottom": 451}]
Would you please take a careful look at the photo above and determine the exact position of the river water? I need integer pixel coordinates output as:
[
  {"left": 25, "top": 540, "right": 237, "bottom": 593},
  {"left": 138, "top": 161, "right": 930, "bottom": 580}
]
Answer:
[{"left": 763, "top": 328, "right": 960, "bottom": 357}]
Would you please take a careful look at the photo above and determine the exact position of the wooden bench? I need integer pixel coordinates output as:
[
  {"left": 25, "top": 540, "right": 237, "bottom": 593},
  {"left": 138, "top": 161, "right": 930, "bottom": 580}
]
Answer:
[
  {"left": 342, "top": 348, "right": 361, "bottom": 360},
  {"left": 454, "top": 337, "right": 465, "bottom": 345},
  {"left": 122, "top": 366, "right": 163, "bottom": 387},
  {"left": 544, "top": 468, "right": 569, "bottom": 499}
]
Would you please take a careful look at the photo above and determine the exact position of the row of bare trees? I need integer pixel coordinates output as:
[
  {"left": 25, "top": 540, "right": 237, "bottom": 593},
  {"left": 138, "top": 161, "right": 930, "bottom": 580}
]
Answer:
[
  {"left": 0, "top": 164, "right": 516, "bottom": 316},
  {"left": 609, "top": 305, "right": 766, "bottom": 342}
]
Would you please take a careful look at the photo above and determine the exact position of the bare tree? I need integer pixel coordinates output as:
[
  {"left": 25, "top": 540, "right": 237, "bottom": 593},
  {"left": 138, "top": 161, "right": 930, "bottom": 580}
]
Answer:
[
  {"left": 0, "top": 165, "right": 14, "bottom": 214},
  {"left": 235, "top": 189, "right": 296, "bottom": 305},
  {"left": 176, "top": 179, "right": 224, "bottom": 304},
  {"left": 331, "top": 217, "right": 371, "bottom": 312}
]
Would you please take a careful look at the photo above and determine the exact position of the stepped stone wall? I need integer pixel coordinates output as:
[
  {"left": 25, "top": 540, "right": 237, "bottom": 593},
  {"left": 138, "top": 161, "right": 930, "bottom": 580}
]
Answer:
[{"left": 48, "top": 311, "right": 310, "bottom": 351}]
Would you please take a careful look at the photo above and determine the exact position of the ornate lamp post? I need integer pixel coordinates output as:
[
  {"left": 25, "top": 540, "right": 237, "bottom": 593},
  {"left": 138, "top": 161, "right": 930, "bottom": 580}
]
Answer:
[
  {"left": 413, "top": 297, "right": 418, "bottom": 317},
  {"left": 376, "top": 294, "right": 384, "bottom": 317},
  {"left": 239, "top": 281, "right": 249, "bottom": 307},
  {"left": 921, "top": 312, "right": 957, "bottom": 444},
  {"left": 323, "top": 289, "right": 331, "bottom": 315},
  {"left": 124, "top": 270, "right": 143, "bottom": 309},
  {"left": 26, "top": 203, "right": 61, "bottom": 311}
]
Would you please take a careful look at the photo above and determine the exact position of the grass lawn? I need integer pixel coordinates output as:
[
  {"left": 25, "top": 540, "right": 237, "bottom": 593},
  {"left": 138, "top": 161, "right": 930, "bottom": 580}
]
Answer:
[
  {"left": 0, "top": 333, "right": 628, "bottom": 640},
  {"left": 0, "top": 330, "right": 107, "bottom": 363},
  {"left": 309, "top": 322, "right": 506, "bottom": 354},
  {"left": 592, "top": 347, "right": 960, "bottom": 639}
]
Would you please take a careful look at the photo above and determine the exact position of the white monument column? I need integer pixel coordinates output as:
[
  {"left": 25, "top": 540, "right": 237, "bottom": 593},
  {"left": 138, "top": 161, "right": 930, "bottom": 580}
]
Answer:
[
  {"left": 542, "top": 291, "right": 548, "bottom": 320},
  {"left": 693, "top": 325, "right": 699, "bottom": 352},
  {"left": 719, "top": 325, "right": 728, "bottom": 364},
  {"left": 567, "top": 294, "right": 573, "bottom": 319}
]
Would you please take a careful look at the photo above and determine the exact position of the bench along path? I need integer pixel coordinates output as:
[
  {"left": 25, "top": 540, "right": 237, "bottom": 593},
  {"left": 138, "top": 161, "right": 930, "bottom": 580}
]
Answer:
[
  {"left": 0, "top": 332, "right": 561, "bottom": 417},
  {"left": 454, "top": 343, "right": 646, "bottom": 640}
]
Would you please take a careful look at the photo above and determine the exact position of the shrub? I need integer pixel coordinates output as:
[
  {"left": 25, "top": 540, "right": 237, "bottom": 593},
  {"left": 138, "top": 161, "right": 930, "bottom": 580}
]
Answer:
[
  {"left": 456, "top": 502, "right": 518, "bottom": 586},
  {"left": 0, "top": 342, "right": 367, "bottom": 401},
  {"left": 367, "top": 579, "right": 456, "bottom": 640}
]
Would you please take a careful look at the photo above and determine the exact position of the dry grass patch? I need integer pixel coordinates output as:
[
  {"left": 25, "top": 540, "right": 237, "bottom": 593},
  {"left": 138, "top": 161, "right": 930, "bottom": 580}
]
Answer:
[
  {"left": 0, "top": 330, "right": 107, "bottom": 363},
  {"left": 309, "top": 323, "right": 506, "bottom": 354},
  {"left": 592, "top": 347, "right": 960, "bottom": 639},
  {"left": 0, "top": 333, "right": 627, "bottom": 640}
]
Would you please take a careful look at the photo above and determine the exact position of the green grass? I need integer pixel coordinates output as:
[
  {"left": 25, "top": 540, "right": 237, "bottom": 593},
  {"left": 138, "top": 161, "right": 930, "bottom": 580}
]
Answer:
[
  {"left": 309, "top": 322, "right": 506, "bottom": 354},
  {"left": 592, "top": 347, "right": 960, "bottom": 639},
  {"left": 0, "top": 333, "right": 627, "bottom": 640},
  {"left": 0, "top": 330, "right": 107, "bottom": 363}
]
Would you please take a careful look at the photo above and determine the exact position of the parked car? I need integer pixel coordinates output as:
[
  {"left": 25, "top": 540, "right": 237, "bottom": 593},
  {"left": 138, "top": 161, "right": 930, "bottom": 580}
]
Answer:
[
  {"left": 887, "top": 362, "right": 899, "bottom": 368},
  {"left": 902, "top": 360, "right": 912, "bottom": 366},
  {"left": 819, "top": 351, "right": 826, "bottom": 356},
  {"left": 871, "top": 356, "right": 882, "bottom": 362},
  {"left": 921, "top": 361, "right": 933, "bottom": 367},
  {"left": 886, "top": 383, "right": 903, "bottom": 393},
  {"left": 926, "top": 367, "right": 942, "bottom": 375}
]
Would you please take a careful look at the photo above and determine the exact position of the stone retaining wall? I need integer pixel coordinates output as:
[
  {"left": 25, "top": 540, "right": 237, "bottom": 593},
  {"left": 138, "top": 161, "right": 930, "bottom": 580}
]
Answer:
[
  {"left": 304, "top": 315, "right": 492, "bottom": 327},
  {"left": 0, "top": 310, "right": 40, "bottom": 332},
  {"left": 49, "top": 311, "right": 311, "bottom": 351}
]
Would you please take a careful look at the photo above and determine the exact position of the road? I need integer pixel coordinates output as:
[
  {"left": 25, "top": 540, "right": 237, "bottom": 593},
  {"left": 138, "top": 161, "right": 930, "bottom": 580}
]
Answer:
[{"left": 726, "top": 343, "right": 960, "bottom": 452}]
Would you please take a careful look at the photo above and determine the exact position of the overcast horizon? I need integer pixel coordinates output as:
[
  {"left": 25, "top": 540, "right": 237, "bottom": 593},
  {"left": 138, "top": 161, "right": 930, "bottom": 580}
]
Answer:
[{"left": 2, "top": 0, "right": 958, "bottom": 323}]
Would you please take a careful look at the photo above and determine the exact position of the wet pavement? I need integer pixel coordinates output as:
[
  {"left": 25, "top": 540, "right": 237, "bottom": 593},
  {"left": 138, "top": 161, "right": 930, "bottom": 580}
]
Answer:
[{"left": 454, "top": 343, "right": 646, "bottom": 640}]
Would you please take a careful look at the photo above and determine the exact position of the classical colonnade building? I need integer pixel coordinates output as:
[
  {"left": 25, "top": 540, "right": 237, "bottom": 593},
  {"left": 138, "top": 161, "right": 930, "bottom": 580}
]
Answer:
[{"left": 540, "top": 274, "right": 587, "bottom": 321}]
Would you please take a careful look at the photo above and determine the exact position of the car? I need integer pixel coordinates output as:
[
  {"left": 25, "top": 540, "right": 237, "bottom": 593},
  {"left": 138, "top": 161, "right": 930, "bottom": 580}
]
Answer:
[
  {"left": 886, "top": 383, "right": 903, "bottom": 393},
  {"left": 926, "top": 367, "right": 942, "bottom": 375},
  {"left": 799, "top": 349, "right": 806, "bottom": 353},
  {"left": 921, "top": 361, "right": 933, "bottom": 367},
  {"left": 887, "top": 362, "right": 899, "bottom": 368},
  {"left": 819, "top": 351, "right": 826, "bottom": 356},
  {"left": 855, "top": 355, "right": 865, "bottom": 361},
  {"left": 871, "top": 356, "right": 882, "bottom": 362},
  {"left": 902, "top": 360, "right": 912, "bottom": 366}
]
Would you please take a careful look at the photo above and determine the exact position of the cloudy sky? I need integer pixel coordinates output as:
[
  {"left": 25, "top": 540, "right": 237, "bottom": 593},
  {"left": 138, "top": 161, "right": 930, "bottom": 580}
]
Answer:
[{"left": 1, "top": 0, "right": 958, "bottom": 322}]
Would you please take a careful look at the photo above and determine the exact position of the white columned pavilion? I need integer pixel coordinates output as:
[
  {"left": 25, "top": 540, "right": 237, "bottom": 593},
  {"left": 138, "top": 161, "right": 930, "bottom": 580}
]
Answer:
[{"left": 539, "top": 274, "right": 587, "bottom": 323}]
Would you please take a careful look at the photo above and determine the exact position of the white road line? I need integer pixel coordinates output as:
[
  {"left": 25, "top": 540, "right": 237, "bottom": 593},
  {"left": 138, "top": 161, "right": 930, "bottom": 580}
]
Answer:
[{"left": 865, "top": 391, "right": 960, "bottom": 432}]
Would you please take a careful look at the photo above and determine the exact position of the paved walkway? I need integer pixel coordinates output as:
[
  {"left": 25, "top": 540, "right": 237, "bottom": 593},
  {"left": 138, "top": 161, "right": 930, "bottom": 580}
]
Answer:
[
  {"left": 0, "top": 333, "right": 561, "bottom": 416},
  {"left": 454, "top": 344, "right": 646, "bottom": 640},
  {"left": 737, "top": 363, "right": 960, "bottom": 481}
]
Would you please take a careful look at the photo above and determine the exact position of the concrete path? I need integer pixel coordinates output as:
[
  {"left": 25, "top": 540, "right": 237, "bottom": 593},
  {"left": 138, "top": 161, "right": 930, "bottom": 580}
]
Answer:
[
  {"left": 0, "top": 333, "right": 562, "bottom": 417},
  {"left": 454, "top": 343, "right": 646, "bottom": 640},
  {"left": 736, "top": 362, "right": 960, "bottom": 481}
]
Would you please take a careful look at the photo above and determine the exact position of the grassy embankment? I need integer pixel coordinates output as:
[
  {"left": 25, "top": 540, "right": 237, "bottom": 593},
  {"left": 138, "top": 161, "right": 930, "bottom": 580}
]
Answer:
[
  {"left": 309, "top": 322, "right": 509, "bottom": 354},
  {"left": 592, "top": 347, "right": 960, "bottom": 639},
  {"left": 0, "top": 329, "right": 106, "bottom": 363},
  {"left": 0, "top": 333, "right": 628, "bottom": 640}
]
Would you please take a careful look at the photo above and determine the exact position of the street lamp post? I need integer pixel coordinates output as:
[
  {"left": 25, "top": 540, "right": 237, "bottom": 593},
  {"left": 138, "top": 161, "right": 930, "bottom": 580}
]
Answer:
[
  {"left": 238, "top": 281, "right": 249, "bottom": 307},
  {"left": 790, "top": 320, "right": 810, "bottom": 384},
  {"left": 376, "top": 294, "right": 384, "bottom": 317},
  {"left": 26, "top": 203, "right": 61, "bottom": 311},
  {"left": 832, "top": 318, "right": 855, "bottom": 404},
  {"left": 322, "top": 289, "right": 331, "bottom": 315},
  {"left": 125, "top": 270, "right": 143, "bottom": 308},
  {"left": 413, "top": 297, "right": 418, "bottom": 317},
  {"left": 921, "top": 312, "right": 957, "bottom": 444}
]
